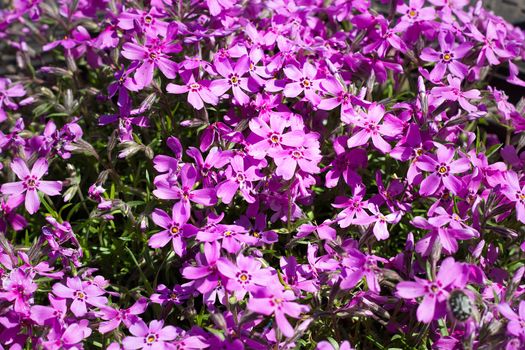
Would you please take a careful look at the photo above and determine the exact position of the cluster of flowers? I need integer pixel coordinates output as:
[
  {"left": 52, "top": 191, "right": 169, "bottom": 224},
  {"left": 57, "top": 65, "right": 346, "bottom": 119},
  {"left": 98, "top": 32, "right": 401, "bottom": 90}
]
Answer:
[{"left": 1, "top": 0, "right": 525, "bottom": 348}]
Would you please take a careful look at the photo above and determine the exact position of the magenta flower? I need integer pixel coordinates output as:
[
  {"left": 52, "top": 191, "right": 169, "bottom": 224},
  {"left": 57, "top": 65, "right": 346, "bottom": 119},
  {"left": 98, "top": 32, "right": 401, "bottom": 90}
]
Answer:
[
  {"left": 41, "top": 320, "right": 92, "bottom": 350},
  {"left": 210, "top": 55, "right": 252, "bottom": 105},
  {"left": 153, "top": 164, "right": 217, "bottom": 216},
  {"left": 0, "top": 78, "right": 26, "bottom": 122},
  {"left": 117, "top": 8, "right": 169, "bottom": 37},
  {"left": 283, "top": 62, "right": 323, "bottom": 105},
  {"left": 396, "top": 257, "right": 468, "bottom": 323},
  {"left": 149, "top": 202, "right": 198, "bottom": 256},
  {"left": 420, "top": 31, "right": 472, "bottom": 81},
  {"left": 122, "top": 320, "right": 177, "bottom": 350},
  {"left": 52, "top": 277, "right": 107, "bottom": 317},
  {"left": 30, "top": 295, "right": 67, "bottom": 326},
  {"left": 333, "top": 184, "right": 371, "bottom": 228},
  {"left": 499, "top": 301, "right": 525, "bottom": 339},
  {"left": 273, "top": 132, "right": 322, "bottom": 180},
  {"left": 502, "top": 171, "right": 525, "bottom": 223},
  {"left": 0, "top": 268, "right": 37, "bottom": 313},
  {"left": 98, "top": 298, "right": 148, "bottom": 334},
  {"left": 247, "top": 114, "right": 304, "bottom": 160},
  {"left": 340, "top": 248, "right": 386, "bottom": 293},
  {"left": 353, "top": 204, "right": 400, "bottom": 241},
  {"left": 430, "top": 75, "right": 481, "bottom": 113},
  {"left": 0, "top": 158, "right": 62, "bottom": 214},
  {"left": 167, "top": 74, "right": 218, "bottom": 110},
  {"left": 121, "top": 35, "right": 180, "bottom": 88},
  {"left": 216, "top": 155, "right": 263, "bottom": 204},
  {"left": 216, "top": 255, "right": 272, "bottom": 300},
  {"left": 182, "top": 242, "right": 221, "bottom": 294},
  {"left": 197, "top": 224, "right": 257, "bottom": 254},
  {"left": 248, "top": 285, "right": 310, "bottom": 338},
  {"left": 346, "top": 103, "right": 395, "bottom": 154},
  {"left": 397, "top": 0, "right": 436, "bottom": 26},
  {"left": 416, "top": 145, "right": 470, "bottom": 196}
]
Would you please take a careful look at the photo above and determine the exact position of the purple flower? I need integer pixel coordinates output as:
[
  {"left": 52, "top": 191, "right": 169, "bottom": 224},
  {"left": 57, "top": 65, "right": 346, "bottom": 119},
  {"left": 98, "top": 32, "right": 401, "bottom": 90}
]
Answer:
[
  {"left": 283, "top": 62, "right": 323, "bottom": 105},
  {"left": 41, "top": 320, "right": 92, "bottom": 350},
  {"left": 216, "top": 155, "right": 263, "bottom": 203},
  {"left": 122, "top": 320, "right": 177, "bottom": 350},
  {"left": 121, "top": 34, "right": 181, "bottom": 88},
  {"left": 217, "top": 255, "right": 273, "bottom": 300},
  {"left": 0, "top": 268, "right": 37, "bottom": 313},
  {"left": 346, "top": 103, "right": 395, "bottom": 154},
  {"left": 0, "top": 158, "right": 62, "bottom": 214},
  {"left": 502, "top": 171, "right": 525, "bottom": 223},
  {"left": 396, "top": 257, "right": 468, "bottom": 323},
  {"left": 416, "top": 144, "right": 470, "bottom": 196},
  {"left": 210, "top": 55, "right": 252, "bottom": 105},
  {"left": 430, "top": 75, "right": 481, "bottom": 113},
  {"left": 499, "top": 301, "right": 525, "bottom": 339},
  {"left": 30, "top": 295, "right": 67, "bottom": 326},
  {"left": 149, "top": 202, "right": 198, "bottom": 256},
  {"left": 340, "top": 248, "right": 386, "bottom": 293},
  {"left": 98, "top": 298, "right": 148, "bottom": 334},
  {"left": 248, "top": 285, "right": 310, "bottom": 338},
  {"left": 167, "top": 74, "right": 218, "bottom": 110},
  {"left": 153, "top": 164, "right": 217, "bottom": 216},
  {"left": 0, "top": 78, "right": 26, "bottom": 122},
  {"left": 52, "top": 277, "right": 107, "bottom": 317},
  {"left": 420, "top": 31, "right": 472, "bottom": 81}
]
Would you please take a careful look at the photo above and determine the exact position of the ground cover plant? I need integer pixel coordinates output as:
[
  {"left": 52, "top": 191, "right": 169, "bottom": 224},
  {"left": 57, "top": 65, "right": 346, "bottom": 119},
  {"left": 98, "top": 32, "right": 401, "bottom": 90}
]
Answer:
[{"left": 1, "top": 0, "right": 525, "bottom": 349}]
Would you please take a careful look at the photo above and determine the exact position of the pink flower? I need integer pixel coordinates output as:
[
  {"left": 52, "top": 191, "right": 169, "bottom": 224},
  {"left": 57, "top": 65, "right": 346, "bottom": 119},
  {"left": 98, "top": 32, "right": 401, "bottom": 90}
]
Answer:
[
  {"left": 210, "top": 55, "right": 252, "bottom": 105},
  {"left": 0, "top": 158, "right": 62, "bottom": 214},
  {"left": 283, "top": 62, "right": 322, "bottom": 105},
  {"left": 98, "top": 298, "right": 148, "bottom": 334},
  {"left": 217, "top": 255, "right": 273, "bottom": 300},
  {"left": 396, "top": 257, "right": 468, "bottom": 323},
  {"left": 167, "top": 74, "right": 218, "bottom": 110},
  {"left": 346, "top": 103, "right": 395, "bottom": 154},
  {"left": 248, "top": 286, "right": 310, "bottom": 338},
  {"left": 153, "top": 164, "right": 217, "bottom": 216},
  {"left": 430, "top": 75, "right": 481, "bottom": 113},
  {"left": 502, "top": 171, "right": 525, "bottom": 223},
  {"left": 420, "top": 31, "right": 472, "bottom": 81},
  {"left": 216, "top": 155, "right": 263, "bottom": 204},
  {"left": 149, "top": 202, "right": 198, "bottom": 256},
  {"left": 416, "top": 144, "right": 471, "bottom": 196},
  {"left": 52, "top": 277, "right": 107, "bottom": 317},
  {"left": 122, "top": 320, "right": 177, "bottom": 350},
  {"left": 121, "top": 34, "right": 180, "bottom": 88}
]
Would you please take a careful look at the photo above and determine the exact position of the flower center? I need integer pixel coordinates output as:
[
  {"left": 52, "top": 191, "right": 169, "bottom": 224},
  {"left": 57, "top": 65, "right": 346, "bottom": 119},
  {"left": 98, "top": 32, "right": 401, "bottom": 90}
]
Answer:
[
  {"left": 144, "top": 15, "right": 153, "bottom": 24},
  {"left": 146, "top": 334, "right": 156, "bottom": 344},
  {"left": 269, "top": 133, "right": 281, "bottom": 144},
  {"left": 170, "top": 226, "right": 179, "bottom": 235},
  {"left": 25, "top": 178, "right": 37, "bottom": 189},
  {"left": 408, "top": 9, "right": 418, "bottom": 18},
  {"left": 75, "top": 291, "right": 86, "bottom": 300},
  {"left": 442, "top": 51, "right": 453, "bottom": 62},
  {"left": 438, "top": 165, "right": 449, "bottom": 175},
  {"left": 300, "top": 78, "right": 311, "bottom": 89},
  {"left": 189, "top": 82, "right": 200, "bottom": 91},
  {"left": 230, "top": 74, "right": 239, "bottom": 85},
  {"left": 292, "top": 150, "right": 303, "bottom": 159},
  {"left": 224, "top": 230, "right": 232, "bottom": 236},
  {"left": 149, "top": 52, "right": 157, "bottom": 60},
  {"left": 236, "top": 173, "right": 245, "bottom": 182},
  {"left": 238, "top": 272, "right": 249, "bottom": 282}
]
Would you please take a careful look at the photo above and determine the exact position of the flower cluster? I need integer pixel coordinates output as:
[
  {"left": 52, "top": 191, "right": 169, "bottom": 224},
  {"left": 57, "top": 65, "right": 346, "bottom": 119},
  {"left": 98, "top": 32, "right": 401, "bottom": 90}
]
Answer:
[{"left": 1, "top": 0, "right": 525, "bottom": 349}]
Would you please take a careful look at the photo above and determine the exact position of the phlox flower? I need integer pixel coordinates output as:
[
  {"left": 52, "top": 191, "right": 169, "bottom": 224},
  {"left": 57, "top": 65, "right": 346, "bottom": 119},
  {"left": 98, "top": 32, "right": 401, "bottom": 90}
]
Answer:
[
  {"left": 31, "top": 295, "right": 67, "bottom": 326},
  {"left": 210, "top": 55, "right": 253, "bottom": 105},
  {"left": 346, "top": 103, "right": 395, "bottom": 154},
  {"left": 502, "top": 171, "right": 525, "bottom": 223},
  {"left": 273, "top": 132, "right": 322, "bottom": 180},
  {"left": 283, "top": 62, "right": 323, "bottom": 105},
  {"left": 52, "top": 277, "right": 107, "bottom": 317},
  {"left": 41, "top": 320, "right": 92, "bottom": 350},
  {"left": 0, "top": 78, "right": 26, "bottom": 122},
  {"left": 0, "top": 158, "right": 62, "bottom": 214},
  {"left": 421, "top": 31, "right": 472, "bottom": 81},
  {"left": 149, "top": 202, "right": 198, "bottom": 256},
  {"left": 430, "top": 75, "right": 481, "bottom": 113},
  {"left": 0, "top": 268, "right": 37, "bottom": 314},
  {"left": 339, "top": 248, "right": 386, "bottom": 293},
  {"left": 416, "top": 144, "right": 470, "bottom": 196},
  {"left": 122, "top": 320, "right": 177, "bottom": 350},
  {"left": 98, "top": 297, "right": 148, "bottom": 334},
  {"left": 396, "top": 257, "right": 468, "bottom": 323},
  {"left": 167, "top": 74, "right": 218, "bottom": 110},
  {"left": 121, "top": 33, "right": 181, "bottom": 88},
  {"left": 248, "top": 286, "right": 310, "bottom": 338},
  {"left": 216, "top": 155, "right": 263, "bottom": 203},
  {"left": 216, "top": 255, "right": 273, "bottom": 300},
  {"left": 498, "top": 301, "right": 525, "bottom": 339},
  {"left": 353, "top": 203, "right": 400, "bottom": 241}
]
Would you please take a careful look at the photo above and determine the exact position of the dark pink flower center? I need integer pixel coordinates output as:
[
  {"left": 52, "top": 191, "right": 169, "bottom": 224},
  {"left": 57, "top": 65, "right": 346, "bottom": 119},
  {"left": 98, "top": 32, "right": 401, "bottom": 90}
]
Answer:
[
  {"left": 441, "top": 51, "right": 454, "bottom": 62},
  {"left": 436, "top": 163, "right": 450, "bottom": 176},
  {"left": 145, "top": 333, "right": 157, "bottom": 344},
  {"left": 24, "top": 176, "right": 39, "bottom": 190}
]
